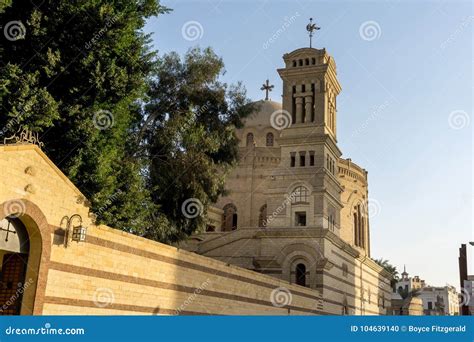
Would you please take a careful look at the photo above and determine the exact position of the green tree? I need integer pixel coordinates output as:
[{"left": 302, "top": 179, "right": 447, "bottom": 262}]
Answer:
[
  {"left": 0, "top": 1, "right": 168, "bottom": 231},
  {"left": 375, "top": 258, "right": 400, "bottom": 291},
  {"left": 139, "top": 47, "right": 255, "bottom": 243}
]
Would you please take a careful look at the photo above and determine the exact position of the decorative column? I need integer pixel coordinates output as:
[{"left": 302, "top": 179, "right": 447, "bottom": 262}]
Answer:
[
  {"left": 295, "top": 97, "right": 304, "bottom": 123},
  {"left": 304, "top": 96, "right": 313, "bottom": 123}
]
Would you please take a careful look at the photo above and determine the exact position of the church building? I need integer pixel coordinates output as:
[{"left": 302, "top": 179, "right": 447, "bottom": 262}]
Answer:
[{"left": 181, "top": 46, "right": 392, "bottom": 315}]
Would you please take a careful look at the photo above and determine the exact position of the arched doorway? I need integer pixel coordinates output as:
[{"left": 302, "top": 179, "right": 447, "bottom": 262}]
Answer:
[
  {"left": 0, "top": 217, "right": 30, "bottom": 315},
  {"left": 0, "top": 199, "right": 51, "bottom": 315}
]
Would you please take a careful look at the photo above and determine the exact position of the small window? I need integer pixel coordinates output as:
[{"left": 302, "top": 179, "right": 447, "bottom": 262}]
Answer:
[
  {"left": 295, "top": 212, "right": 306, "bottom": 226},
  {"left": 296, "top": 263, "right": 306, "bottom": 286},
  {"left": 428, "top": 302, "right": 433, "bottom": 310},
  {"left": 292, "top": 60, "right": 297, "bottom": 67},
  {"left": 305, "top": 58, "right": 309, "bottom": 65},
  {"left": 311, "top": 57, "right": 316, "bottom": 65},
  {"left": 342, "top": 263, "right": 348, "bottom": 277},
  {"left": 290, "top": 154, "right": 296, "bottom": 167},
  {"left": 300, "top": 155, "right": 305, "bottom": 167},
  {"left": 299, "top": 59, "right": 303, "bottom": 66},
  {"left": 232, "top": 213, "right": 238, "bottom": 230},
  {"left": 222, "top": 203, "right": 237, "bottom": 231},
  {"left": 246, "top": 133, "right": 254, "bottom": 146},
  {"left": 206, "top": 225, "right": 215, "bottom": 232},
  {"left": 258, "top": 204, "right": 267, "bottom": 228},
  {"left": 266, "top": 133, "right": 274, "bottom": 147}
]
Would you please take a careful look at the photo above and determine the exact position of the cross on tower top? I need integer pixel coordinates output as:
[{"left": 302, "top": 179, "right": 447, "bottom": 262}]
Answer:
[
  {"left": 306, "top": 18, "right": 320, "bottom": 48},
  {"left": 260, "top": 79, "right": 274, "bottom": 101}
]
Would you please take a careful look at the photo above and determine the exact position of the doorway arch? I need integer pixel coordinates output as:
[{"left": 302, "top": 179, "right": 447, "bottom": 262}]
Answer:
[{"left": 0, "top": 199, "right": 51, "bottom": 315}]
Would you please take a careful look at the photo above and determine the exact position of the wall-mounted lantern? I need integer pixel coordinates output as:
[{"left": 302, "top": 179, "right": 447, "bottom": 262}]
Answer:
[{"left": 60, "top": 214, "right": 87, "bottom": 247}]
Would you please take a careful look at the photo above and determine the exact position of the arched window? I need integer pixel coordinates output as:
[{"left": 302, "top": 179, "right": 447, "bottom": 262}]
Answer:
[
  {"left": 222, "top": 203, "right": 238, "bottom": 231},
  {"left": 258, "top": 204, "right": 267, "bottom": 228},
  {"left": 246, "top": 133, "right": 254, "bottom": 146},
  {"left": 292, "top": 186, "right": 309, "bottom": 204},
  {"left": 266, "top": 133, "right": 274, "bottom": 146},
  {"left": 295, "top": 263, "right": 306, "bottom": 287}
]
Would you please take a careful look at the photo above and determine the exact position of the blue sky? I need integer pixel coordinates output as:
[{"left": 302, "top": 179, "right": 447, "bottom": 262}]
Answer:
[{"left": 145, "top": 0, "right": 473, "bottom": 288}]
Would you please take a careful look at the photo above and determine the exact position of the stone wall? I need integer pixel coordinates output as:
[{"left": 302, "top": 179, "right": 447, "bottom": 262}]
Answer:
[{"left": 0, "top": 145, "right": 324, "bottom": 315}]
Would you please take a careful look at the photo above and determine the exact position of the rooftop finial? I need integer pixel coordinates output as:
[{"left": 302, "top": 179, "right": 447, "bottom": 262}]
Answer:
[{"left": 306, "top": 17, "right": 320, "bottom": 48}]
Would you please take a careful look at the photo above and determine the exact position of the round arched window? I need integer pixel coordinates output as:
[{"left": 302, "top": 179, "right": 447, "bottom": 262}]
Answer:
[
  {"left": 266, "top": 133, "right": 274, "bottom": 146},
  {"left": 246, "top": 133, "right": 254, "bottom": 146}
]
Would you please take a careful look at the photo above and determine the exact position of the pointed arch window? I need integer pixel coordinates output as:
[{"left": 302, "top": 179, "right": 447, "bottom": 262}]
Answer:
[{"left": 266, "top": 133, "right": 274, "bottom": 146}]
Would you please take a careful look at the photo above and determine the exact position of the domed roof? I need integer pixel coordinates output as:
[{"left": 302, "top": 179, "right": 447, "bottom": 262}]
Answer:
[{"left": 243, "top": 100, "right": 282, "bottom": 128}]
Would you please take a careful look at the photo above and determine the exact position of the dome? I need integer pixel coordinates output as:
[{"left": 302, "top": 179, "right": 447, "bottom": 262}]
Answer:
[{"left": 243, "top": 100, "right": 282, "bottom": 128}]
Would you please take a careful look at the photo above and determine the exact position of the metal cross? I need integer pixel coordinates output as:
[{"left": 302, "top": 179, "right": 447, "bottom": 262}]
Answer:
[
  {"left": 260, "top": 79, "right": 274, "bottom": 101},
  {"left": 0, "top": 220, "right": 17, "bottom": 242},
  {"left": 306, "top": 18, "right": 320, "bottom": 48}
]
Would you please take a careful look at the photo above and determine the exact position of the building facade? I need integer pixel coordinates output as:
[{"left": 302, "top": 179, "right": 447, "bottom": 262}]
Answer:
[{"left": 181, "top": 47, "right": 392, "bottom": 315}]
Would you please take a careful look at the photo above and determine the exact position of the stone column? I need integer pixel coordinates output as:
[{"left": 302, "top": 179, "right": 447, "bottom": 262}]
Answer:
[
  {"left": 304, "top": 96, "right": 313, "bottom": 123},
  {"left": 295, "top": 97, "right": 303, "bottom": 123}
]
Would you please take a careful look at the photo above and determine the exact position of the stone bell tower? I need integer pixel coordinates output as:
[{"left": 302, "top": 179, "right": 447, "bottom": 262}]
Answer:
[
  {"left": 277, "top": 47, "right": 341, "bottom": 140},
  {"left": 265, "top": 45, "right": 344, "bottom": 234}
]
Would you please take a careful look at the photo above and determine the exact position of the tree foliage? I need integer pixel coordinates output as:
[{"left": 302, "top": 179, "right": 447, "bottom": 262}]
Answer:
[
  {"left": 139, "top": 47, "right": 255, "bottom": 243},
  {"left": 0, "top": 2, "right": 254, "bottom": 243},
  {"left": 0, "top": 0, "right": 168, "bottom": 232}
]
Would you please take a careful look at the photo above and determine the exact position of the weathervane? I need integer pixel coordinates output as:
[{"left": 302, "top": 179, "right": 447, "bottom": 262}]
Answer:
[
  {"left": 260, "top": 79, "right": 274, "bottom": 101},
  {"left": 3, "top": 126, "right": 44, "bottom": 147},
  {"left": 306, "top": 18, "right": 320, "bottom": 48}
]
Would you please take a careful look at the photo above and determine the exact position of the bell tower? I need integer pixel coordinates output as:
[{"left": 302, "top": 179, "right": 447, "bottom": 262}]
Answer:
[
  {"left": 265, "top": 35, "right": 344, "bottom": 234},
  {"left": 277, "top": 47, "right": 341, "bottom": 140}
]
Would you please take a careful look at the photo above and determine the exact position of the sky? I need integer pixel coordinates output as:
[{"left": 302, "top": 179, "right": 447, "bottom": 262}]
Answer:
[{"left": 145, "top": 0, "right": 473, "bottom": 288}]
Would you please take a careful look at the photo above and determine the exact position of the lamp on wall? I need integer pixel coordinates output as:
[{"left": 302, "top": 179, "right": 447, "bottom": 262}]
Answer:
[{"left": 60, "top": 214, "right": 87, "bottom": 247}]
